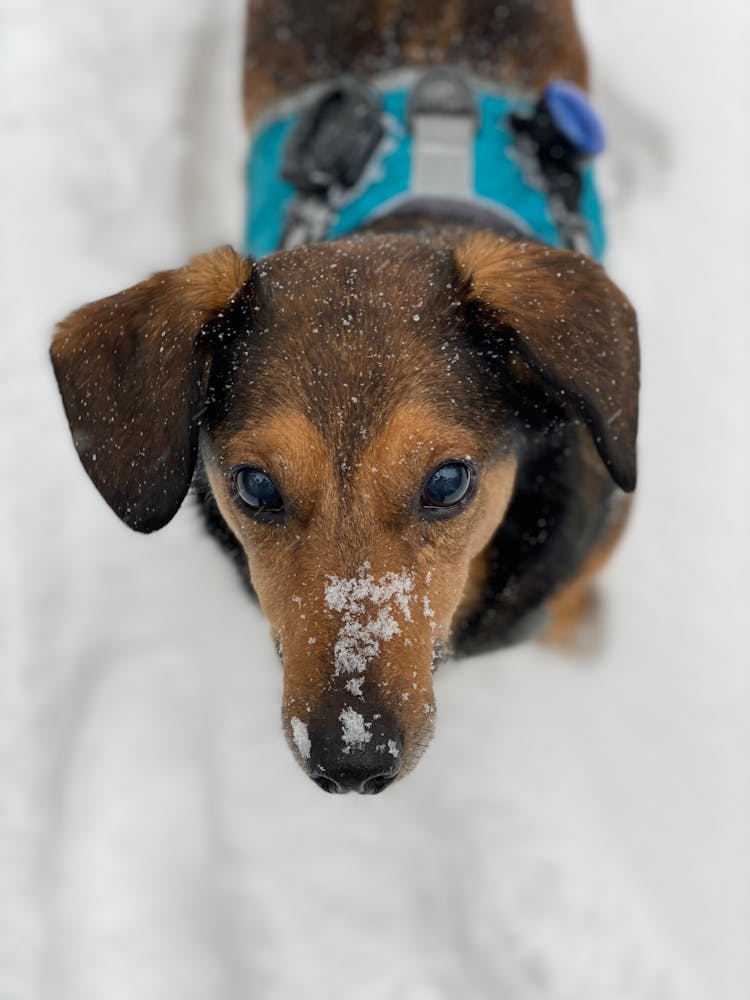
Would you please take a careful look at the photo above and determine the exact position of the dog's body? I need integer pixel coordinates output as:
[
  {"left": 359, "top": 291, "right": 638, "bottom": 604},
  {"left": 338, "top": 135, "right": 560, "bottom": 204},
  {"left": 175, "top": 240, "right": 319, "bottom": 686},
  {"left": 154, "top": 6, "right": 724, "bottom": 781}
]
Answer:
[{"left": 51, "top": 0, "right": 639, "bottom": 793}]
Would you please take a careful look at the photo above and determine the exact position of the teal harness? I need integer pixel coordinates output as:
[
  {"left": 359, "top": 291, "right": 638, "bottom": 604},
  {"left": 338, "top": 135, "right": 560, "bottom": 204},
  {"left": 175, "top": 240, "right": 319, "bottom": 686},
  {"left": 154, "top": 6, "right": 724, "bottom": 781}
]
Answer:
[{"left": 244, "top": 72, "right": 606, "bottom": 261}]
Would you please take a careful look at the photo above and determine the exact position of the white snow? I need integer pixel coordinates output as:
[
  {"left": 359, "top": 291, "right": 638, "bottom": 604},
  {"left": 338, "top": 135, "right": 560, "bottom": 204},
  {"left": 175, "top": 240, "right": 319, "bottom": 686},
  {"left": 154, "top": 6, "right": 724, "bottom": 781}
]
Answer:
[
  {"left": 345, "top": 677, "right": 364, "bottom": 698},
  {"left": 290, "top": 717, "right": 311, "bottom": 760},
  {"left": 338, "top": 707, "right": 372, "bottom": 753},
  {"left": 1, "top": 2, "right": 748, "bottom": 1000},
  {"left": 324, "top": 562, "right": 415, "bottom": 675}
]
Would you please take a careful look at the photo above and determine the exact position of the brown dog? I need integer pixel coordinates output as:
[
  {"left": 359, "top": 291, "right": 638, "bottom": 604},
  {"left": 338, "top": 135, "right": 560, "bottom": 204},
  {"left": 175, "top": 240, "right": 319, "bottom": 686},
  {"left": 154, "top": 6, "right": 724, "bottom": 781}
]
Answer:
[{"left": 51, "top": 0, "right": 638, "bottom": 794}]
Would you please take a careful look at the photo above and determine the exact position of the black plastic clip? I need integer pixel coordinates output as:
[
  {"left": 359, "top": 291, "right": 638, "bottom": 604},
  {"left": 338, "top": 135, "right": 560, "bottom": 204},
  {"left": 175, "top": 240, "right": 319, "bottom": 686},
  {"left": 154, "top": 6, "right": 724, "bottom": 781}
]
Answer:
[
  {"left": 280, "top": 78, "right": 385, "bottom": 248},
  {"left": 510, "top": 83, "right": 604, "bottom": 255}
]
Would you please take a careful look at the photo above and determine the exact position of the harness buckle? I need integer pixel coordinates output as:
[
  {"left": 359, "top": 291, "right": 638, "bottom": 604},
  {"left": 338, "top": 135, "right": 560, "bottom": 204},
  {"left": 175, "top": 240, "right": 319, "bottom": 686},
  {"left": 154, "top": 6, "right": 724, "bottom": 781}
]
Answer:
[
  {"left": 510, "top": 81, "right": 605, "bottom": 255},
  {"left": 408, "top": 69, "right": 478, "bottom": 199},
  {"left": 280, "top": 78, "right": 385, "bottom": 248}
]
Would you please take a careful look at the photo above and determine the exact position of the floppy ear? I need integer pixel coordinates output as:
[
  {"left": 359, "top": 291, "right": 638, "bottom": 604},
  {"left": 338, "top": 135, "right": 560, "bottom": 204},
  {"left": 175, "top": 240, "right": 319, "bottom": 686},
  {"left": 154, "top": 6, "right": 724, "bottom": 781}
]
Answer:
[
  {"left": 51, "top": 246, "right": 253, "bottom": 532},
  {"left": 456, "top": 233, "right": 639, "bottom": 492}
]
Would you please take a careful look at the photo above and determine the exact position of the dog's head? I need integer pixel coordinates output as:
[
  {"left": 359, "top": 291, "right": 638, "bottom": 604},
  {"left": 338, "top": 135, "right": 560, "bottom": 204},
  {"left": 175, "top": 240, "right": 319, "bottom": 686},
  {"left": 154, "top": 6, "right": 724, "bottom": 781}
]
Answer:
[{"left": 51, "top": 233, "right": 638, "bottom": 792}]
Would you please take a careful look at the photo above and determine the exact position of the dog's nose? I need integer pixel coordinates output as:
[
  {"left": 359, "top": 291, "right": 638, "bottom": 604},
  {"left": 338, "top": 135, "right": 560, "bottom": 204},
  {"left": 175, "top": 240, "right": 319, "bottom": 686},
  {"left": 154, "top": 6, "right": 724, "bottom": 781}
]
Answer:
[
  {"left": 308, "top": 720, "right": 403, "bottom": 794},
  {"left": 311, "top": 760, "right": 399, "bottom": 795}
]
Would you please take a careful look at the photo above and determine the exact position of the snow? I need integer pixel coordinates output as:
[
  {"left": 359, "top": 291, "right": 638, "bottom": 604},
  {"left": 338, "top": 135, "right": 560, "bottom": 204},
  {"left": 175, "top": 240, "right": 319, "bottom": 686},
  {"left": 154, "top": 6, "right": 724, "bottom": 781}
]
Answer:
[
  {"left": 290, "top": 717, "right": 311, "bottom": 761},
  {"left": 324, "top": 563, "right": 415, "bottom": 676},
  {"left": 1, "top": 1, "right": 748, "bottom": 999},
  {"left": 345, "top": 677, "right": 364, "bottom": 698},
  {"left": 338, "top": 708, "right": 372, "bottom": 753}
]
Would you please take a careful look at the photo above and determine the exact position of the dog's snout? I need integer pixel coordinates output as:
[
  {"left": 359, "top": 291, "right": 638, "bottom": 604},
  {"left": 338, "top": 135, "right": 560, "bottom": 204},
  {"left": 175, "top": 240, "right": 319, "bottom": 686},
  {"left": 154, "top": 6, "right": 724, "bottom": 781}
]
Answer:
[
  {"left": 311, "top": 760, "right": 400, "bottom": 795},
  {"left": 307, "top": 719, "right": 403, "bottom": 795}
]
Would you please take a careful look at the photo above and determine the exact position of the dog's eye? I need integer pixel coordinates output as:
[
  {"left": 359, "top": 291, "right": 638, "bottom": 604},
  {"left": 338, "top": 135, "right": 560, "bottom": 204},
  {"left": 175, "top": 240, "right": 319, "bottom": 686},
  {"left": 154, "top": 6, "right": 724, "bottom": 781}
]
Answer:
[
  {"left": 234, "top": 467, "right": 285, "bottom": 514},
  {"left": 421, "top": 461, "right": 474, "bottom": 512}
]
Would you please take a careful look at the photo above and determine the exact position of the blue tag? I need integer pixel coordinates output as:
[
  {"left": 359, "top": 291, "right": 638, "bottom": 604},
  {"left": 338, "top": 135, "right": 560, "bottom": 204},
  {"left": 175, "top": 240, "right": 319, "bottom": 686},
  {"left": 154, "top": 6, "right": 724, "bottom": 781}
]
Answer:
[{"left": 545, "top": 80, "right": 606, "bottom": 157}]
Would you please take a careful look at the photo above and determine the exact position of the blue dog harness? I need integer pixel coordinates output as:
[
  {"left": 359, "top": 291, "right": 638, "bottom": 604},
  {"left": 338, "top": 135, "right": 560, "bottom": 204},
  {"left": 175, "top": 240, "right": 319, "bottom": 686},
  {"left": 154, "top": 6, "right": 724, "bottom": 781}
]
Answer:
[{"left": 244, "top": 71, "right": 606, "bottom": 261}]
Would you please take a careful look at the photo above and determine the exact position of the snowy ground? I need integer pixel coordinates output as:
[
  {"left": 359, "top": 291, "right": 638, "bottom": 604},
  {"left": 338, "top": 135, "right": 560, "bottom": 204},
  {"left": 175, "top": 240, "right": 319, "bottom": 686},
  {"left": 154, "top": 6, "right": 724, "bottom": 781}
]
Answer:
[{"left": 1, "top": 1, "right": 748, "bottom": 998}]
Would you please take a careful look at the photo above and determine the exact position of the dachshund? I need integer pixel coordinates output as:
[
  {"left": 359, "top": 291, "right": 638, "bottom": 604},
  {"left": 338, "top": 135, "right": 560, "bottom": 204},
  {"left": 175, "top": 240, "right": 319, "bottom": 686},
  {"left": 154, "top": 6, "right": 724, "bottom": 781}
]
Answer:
[{"left": 51, "top": 0, "right": 639, "bottom": 794}]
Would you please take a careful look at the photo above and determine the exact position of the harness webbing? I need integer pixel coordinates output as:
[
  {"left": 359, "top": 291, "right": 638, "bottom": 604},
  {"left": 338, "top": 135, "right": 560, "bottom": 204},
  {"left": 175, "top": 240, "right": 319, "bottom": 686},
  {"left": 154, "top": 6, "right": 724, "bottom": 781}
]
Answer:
[{"left": 244, "top": 70, "right": 606, "bottom": 260}]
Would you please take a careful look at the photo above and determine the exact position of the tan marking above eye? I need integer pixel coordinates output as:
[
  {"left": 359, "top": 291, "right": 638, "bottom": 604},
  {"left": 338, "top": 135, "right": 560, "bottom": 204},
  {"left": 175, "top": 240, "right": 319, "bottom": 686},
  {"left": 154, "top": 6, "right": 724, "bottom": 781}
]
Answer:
[
  {"left": 206, "top": 401, "right": 516, "bottom": 536},
  {"left": 206, "top": 408, "right": 331, "bottom": 520},
  {"left": 216, "top": 409, "right": 328, "bottom": 478},
  {"left": 364, "top": 402, "right": 482, "bottom": 478},
  {"left": 354, "top": 402, "right": 489, "bottom": 517}
]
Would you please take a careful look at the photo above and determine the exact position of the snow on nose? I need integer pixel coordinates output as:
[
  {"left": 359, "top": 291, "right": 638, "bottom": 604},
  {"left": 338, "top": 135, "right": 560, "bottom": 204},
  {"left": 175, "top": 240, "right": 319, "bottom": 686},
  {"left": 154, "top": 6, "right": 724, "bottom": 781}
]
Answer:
[{"left": 323, "top": 561, "right": 415, "bottom": 696}]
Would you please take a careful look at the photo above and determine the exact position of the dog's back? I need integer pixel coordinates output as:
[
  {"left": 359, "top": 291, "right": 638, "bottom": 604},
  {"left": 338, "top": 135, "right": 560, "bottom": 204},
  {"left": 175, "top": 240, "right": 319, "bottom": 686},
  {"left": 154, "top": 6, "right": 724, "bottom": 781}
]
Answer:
[{"left": 243, "top": 0, "right": 588, "bottom": 124}]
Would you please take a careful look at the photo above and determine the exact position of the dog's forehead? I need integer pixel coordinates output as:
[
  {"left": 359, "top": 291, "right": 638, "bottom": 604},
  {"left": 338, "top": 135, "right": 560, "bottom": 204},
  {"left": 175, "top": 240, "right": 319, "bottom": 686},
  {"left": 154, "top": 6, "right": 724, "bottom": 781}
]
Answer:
[
  {"left": 215, "top": 236, "right": 496, "bottom": 448},
  {"left": 253, "top": 236, "right": 457, "bottom": 344},
  {"left": 260, "top": 235, "right": 453, "bottom": 296}
]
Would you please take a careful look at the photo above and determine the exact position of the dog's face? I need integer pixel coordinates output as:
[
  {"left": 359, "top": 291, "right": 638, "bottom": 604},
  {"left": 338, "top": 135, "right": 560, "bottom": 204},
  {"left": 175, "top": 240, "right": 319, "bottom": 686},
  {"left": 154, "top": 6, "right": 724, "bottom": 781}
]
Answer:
[
  {"left": 51, "top": 233, "right": 638, "bottom": 792},
  {"left": 198, "top": 241, "right": 522, "bottom": 788}
]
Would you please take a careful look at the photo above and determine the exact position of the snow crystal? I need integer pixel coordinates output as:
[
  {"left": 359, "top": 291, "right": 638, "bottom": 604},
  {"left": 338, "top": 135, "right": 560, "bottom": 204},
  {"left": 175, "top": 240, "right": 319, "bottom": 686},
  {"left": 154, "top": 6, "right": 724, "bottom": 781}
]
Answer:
[
  {"left": 386, "top": 740, "right": 399, "bottom": 758},
  {"left": 339, "top": 707, "right": 371, "bottom": 753},
  {"left": 345, "top": 677, "right": 364, "bottom": 698},
  {"left": 290, "top": 717, "right": 311, "bottom": 760},
  {"left": 324, "top": 562, "right": 414, "bottom": 676}
]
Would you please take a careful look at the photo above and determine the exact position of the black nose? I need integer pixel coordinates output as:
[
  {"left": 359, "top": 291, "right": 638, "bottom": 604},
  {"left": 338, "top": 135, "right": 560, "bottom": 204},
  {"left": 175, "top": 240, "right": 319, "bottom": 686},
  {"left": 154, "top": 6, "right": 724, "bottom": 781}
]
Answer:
[
  {"left": 312, "top": 761, "right": 399, "bottom": 795},
  {"left": 308, "top": 718, "right": 403, "bottom": 795}
]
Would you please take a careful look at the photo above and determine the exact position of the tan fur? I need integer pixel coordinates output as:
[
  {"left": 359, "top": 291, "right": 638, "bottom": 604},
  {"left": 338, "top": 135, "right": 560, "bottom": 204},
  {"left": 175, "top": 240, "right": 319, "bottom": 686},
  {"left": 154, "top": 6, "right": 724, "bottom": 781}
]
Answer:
[
  {"left": 456, "top": 232, "right": 639, "bottom": 493},
  {"left": 52, "top": 246, "right": 250, "bottom": 367},
  {"left": 179, "top": 245, "right": 253, "bottom": 311},
  {"left": 203, "top": 402, "right": 516, "bottom": 773},
  {"left": 542, "top": 496, "right": 633, "bottom": 647},
  {"left": 216, "top": 409, "right": 330, "bottom": 521},
  {"left": 452, "top": 549, "right": 490, "bottom": 629},
  {"left": 456, "top": 230, "right": 605, "bottom": 322}
]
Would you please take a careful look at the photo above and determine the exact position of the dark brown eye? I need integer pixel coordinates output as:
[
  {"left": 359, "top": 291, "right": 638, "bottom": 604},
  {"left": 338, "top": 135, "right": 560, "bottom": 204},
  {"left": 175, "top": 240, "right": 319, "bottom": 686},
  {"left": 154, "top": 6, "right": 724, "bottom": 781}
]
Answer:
[
  {"left": 234, "top": 467, "right": 284, "bottom": 513},
  {"left": 421, "top": 461, "right": 474, "bottom": 510}
]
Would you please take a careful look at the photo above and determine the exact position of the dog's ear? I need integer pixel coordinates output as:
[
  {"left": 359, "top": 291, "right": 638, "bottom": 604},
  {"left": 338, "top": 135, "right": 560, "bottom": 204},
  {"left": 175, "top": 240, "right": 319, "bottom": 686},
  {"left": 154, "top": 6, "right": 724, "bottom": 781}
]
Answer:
[
  {"left": 51, "top": 246, "right": 253, "bottom": 532},
  {"left": 455, "top": 233, "right": 639, "bottom": 492}
]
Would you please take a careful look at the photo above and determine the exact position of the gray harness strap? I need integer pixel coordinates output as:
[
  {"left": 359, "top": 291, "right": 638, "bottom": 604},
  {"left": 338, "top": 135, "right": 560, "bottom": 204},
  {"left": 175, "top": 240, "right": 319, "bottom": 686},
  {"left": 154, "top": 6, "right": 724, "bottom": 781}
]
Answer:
[{"left": 408, "top": 69, "right": 477, "bottom": 200}]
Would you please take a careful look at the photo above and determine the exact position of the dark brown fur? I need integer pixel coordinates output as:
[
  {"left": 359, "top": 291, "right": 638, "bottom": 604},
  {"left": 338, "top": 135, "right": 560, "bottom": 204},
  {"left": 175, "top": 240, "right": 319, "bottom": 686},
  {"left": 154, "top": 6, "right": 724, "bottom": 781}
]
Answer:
[
  {"left": 243, "top": 0, "right": 588, "bottom": 122},
  {"left": 50, "top": 2, "right": 639, "bottom": 788},
  {"left": 51, "top": 248, "right": 252, "bottom": 532}
]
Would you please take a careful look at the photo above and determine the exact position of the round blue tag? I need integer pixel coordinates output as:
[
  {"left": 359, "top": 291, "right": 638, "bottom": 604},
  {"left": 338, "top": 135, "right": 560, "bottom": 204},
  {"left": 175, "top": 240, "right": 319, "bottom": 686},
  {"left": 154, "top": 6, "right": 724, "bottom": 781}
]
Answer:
[{"left": 544, "top": 80, "right": 606, "bottom": 157}]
